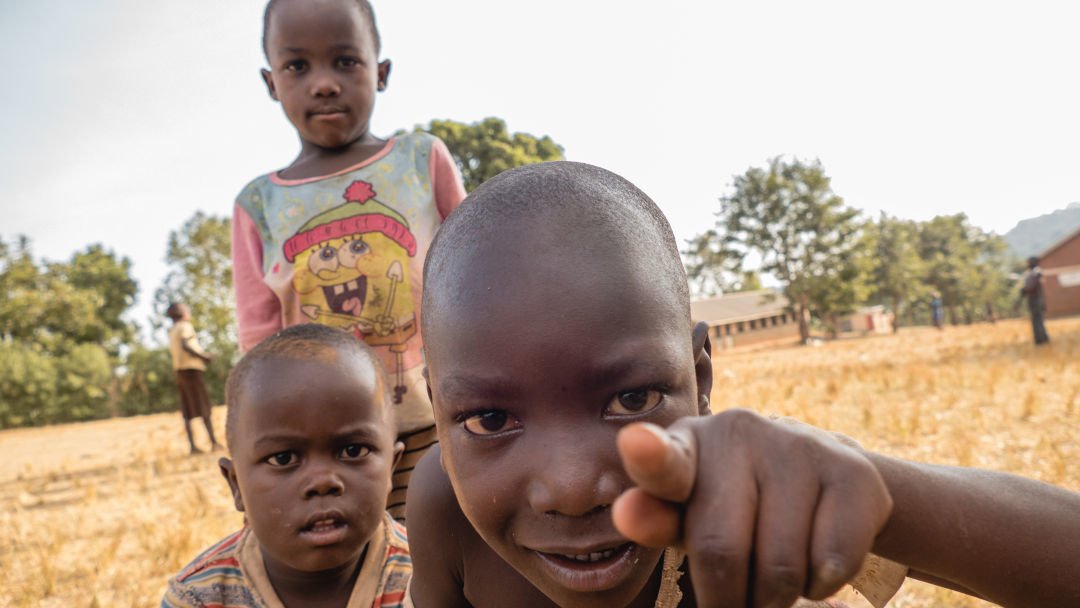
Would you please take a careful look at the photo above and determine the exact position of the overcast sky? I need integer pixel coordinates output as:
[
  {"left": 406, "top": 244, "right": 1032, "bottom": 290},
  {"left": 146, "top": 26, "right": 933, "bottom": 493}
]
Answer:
[{"left": 2, "top": 0, "right": 1078, "bottom": 333}]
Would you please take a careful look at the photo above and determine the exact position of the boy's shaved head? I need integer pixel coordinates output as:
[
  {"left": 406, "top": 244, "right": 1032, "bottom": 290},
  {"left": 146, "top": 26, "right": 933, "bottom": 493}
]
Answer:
[
  {"left": 423, "top": 161, "right": 689, "bottom": 332},
  {"left": 225, "top": 323, "right": 390, "bottom": 446},
  {"left": 419, "top": 161, "right": 707, "bottom": 608}
]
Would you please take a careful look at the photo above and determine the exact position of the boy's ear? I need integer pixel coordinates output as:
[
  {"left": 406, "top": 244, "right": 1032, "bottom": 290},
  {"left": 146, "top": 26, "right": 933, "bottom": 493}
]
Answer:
[
  {"left": 219, "top": 457, "right": 245, "bottom": 513},
  {"left": 377, "top": 59, "right": 391, "bottom": 92},
  {"left": 691, "top": 321, "right": 713, "bottom": 416},
  {"left": 260, "top": 68, "right": 279, "bottom": 101}
]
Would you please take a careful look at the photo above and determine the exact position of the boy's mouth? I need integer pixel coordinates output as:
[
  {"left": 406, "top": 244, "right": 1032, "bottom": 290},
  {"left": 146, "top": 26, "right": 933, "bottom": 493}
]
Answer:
[
  {"left": 531, "top": 542, "right": 639, "bottom": 592},
  {"left": 299, "top": 512, "right": 350, "bottom": 546},
  {"left": 310, "top": 106, "right": 349, "bottom": 118}
]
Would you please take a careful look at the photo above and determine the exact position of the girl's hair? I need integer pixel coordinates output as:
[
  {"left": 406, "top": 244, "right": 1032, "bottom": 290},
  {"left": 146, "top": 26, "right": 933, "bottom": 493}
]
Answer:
[{"left": 262, "top": 0, "right": 382, "bottom": 57}]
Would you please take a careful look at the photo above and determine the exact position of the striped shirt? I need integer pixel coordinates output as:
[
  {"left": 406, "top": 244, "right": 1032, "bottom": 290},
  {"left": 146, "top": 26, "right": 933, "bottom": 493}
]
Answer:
[{"left": 162, "top": 512, "right": 410, "bottom": 608}]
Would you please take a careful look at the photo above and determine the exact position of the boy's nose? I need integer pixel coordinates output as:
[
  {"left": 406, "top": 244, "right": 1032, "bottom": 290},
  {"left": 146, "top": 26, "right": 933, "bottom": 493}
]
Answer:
[
  {"left": 526, "top": 432, "right": 624, "bottom": 517},
  {"left": 303, "top": 463, "right": 345, "bottom": 498},
  {"left": 310, "top": 71, "right": 342, "bottom": 97}
]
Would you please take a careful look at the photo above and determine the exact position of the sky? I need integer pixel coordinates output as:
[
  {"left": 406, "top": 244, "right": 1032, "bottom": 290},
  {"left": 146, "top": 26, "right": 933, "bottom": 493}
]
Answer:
[{"left": 2, "top": 0, "right": 1078, "bottom": 335}]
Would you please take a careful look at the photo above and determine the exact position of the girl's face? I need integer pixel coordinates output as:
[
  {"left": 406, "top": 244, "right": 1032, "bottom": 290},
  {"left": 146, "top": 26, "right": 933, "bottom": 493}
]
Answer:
[{"left": 262, "top": 0, "right": 389, "bottom": 151}]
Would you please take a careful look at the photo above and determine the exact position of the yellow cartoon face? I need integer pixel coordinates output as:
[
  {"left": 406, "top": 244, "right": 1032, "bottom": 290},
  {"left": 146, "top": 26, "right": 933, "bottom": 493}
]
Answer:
[{"left": 292, "top": 232, "right": 415, "bottom": 342}]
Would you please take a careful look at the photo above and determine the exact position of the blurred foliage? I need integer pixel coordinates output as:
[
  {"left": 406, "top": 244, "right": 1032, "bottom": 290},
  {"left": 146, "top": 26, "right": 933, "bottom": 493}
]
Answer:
[
  {"left": 1, "top": 217, "right": 240, "bottom": 427},
  {"left": 701, "top": 156, "right": 868, "bottom": 342},
  {"left": 406, "top": 117, "right": 564, "bottom": 192},
  {"left": 690, "top": 159, "right": 1019, "bottom": 340},
  {"left": 0, "top": 238, "right": 134, "bottom": 427}
]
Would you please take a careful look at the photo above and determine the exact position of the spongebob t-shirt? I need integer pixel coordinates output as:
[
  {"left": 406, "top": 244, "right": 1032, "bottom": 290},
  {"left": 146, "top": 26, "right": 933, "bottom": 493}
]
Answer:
[{"left": 232, "top": 132, "right": 466, "bottom": 432}]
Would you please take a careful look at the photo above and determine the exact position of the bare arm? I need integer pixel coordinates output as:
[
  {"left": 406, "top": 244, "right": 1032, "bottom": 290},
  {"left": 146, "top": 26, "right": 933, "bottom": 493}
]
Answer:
[
  {"left": 869, "top": 454, "right": 1080, "bottom": 607},
  {"left": 406, "top": 445, "right": 473, "bottom": 608}
]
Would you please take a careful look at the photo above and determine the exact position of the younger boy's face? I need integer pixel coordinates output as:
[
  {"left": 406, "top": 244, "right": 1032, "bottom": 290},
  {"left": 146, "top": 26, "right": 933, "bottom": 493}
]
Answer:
[
  {"left": 221, "top": 347, "right": 399, "bottom": 573},
  {"left": 262, "top": 0, "right": 389, "bottom": 150},
  {"left": 426, "top": 227, "right": 701, "bottom": 608}
]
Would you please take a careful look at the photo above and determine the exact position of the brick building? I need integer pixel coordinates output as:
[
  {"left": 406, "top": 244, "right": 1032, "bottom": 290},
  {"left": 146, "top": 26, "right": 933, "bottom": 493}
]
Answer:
[
  {"left": 1039, "top": 226, "right": 1080, "bottom": 318},
  {"left": 690, "top": 290, "right": 800, "bottom": 351}
]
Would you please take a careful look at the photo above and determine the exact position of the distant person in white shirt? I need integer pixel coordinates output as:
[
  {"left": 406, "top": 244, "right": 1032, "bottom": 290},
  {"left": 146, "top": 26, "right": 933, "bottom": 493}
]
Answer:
[{"left": 167, "top": 302, "right": 222, "bottom": 453}]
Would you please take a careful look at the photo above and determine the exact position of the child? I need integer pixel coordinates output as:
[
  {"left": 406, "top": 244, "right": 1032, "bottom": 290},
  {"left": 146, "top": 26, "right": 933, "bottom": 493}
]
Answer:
[
  {"left": 232, "top": 0, "right": 467, "bottom": 521},
  {"left": 166, "top": 302, "right": 221, "bottom": 454},
  {"left": 162, "top": 324, "right": 409, "bottom": 608},
  {"left": 407, "top": 162, "right": 1080, "bottom": 607}
]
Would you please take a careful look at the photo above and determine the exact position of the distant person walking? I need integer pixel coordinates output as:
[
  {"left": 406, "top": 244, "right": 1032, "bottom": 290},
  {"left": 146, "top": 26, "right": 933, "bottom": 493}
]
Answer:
[
  {"left": 1021, "top": 256, "right": 1051, "bottom": 345},
  {"left": 931, "top": 294, "right": 945, "bottom": 330},
  {"left": 166, "top": 303, "right": 222, "bottom": 453}
]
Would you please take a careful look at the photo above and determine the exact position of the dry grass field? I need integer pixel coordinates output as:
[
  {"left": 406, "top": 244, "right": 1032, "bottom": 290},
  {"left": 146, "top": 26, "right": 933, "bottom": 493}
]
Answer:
[{"left": 1, "top": 317, "right": 1077, "bottom": 607}]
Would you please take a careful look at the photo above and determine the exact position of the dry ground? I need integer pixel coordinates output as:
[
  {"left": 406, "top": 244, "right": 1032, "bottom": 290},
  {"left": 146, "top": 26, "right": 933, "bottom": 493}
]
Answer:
[{"left": 1, "top": 317, "right": 1077, "bottom": 607}]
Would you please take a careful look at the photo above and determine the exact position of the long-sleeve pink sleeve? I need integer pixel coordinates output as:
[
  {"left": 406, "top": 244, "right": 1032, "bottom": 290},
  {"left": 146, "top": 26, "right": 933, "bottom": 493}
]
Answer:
[
  {"left": 429, "top": 138, "right": 467, "bottom": 220},
  {"left": 232, "top": 204, "right": 283, "bottom": 352}
]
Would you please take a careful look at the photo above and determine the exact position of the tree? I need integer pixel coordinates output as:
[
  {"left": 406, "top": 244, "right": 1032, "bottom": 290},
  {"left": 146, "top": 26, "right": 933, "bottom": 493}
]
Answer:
[
  {"left": 0, "top": 236, "right": 137, "bottom": 427},
  {"left": 410, "top": 117, "right": 564, "bottom": 191},
  {"left": 152, "top": 212, "right": 236, "bottom": 403},
  {"left": 864, "top": 214, "right": 927, "bottom": 331},
  {"left": 702, "top": 157, "right": 867, "bottom": 343}
]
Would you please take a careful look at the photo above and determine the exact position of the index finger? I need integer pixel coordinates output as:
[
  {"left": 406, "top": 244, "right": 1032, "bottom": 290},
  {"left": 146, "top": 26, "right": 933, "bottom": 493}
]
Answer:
[{"left": 617, "top": 421, "right": 697, "bottom": 503}]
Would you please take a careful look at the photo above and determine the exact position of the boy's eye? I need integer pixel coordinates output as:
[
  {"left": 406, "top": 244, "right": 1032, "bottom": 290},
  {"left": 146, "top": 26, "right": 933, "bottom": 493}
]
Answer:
[
  {"left": 266, "top": 451, "right": 297, "bottom": 467},
  {"left": 284, "top": 60, "right": 308, "bottom": 72},
  {"left": 340, "top": 444, "right": 371, "bottom": 459},
  {"left": 461, "top": 411, "right": 522, "bottom": 436},
  {"left": 606, "top": 389, "right": 664, "bottom": 416},
  {"left": 336, "top": 57, "right": 360, "bottom": 68}
]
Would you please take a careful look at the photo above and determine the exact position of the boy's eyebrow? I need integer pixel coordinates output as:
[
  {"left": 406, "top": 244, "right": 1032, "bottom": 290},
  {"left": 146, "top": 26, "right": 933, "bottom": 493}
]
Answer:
[
  {"left": 280, "top": 43, "right": 360, "bottom": 54},
  {"left": 436, "top": 374, "right": 518, "bottom": 402},
  {"left": 251, "top": 423, "right": 385, "bottom": 448},
  {"left": 436, "top": 354, "right": 684, "bottom": 401}
]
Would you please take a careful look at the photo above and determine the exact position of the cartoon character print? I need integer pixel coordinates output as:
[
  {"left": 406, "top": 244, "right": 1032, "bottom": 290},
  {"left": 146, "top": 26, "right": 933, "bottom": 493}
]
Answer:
[{"left": 284, "top": 180, "right": 418, "bottom": 403}]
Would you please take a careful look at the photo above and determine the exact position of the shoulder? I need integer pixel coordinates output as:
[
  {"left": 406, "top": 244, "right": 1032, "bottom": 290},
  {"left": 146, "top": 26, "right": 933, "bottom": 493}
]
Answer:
[
  {"left": 395, "top": 130, "right": 439, "bottom": 152},
  {"left": 234, "top": 173, "right": 276, "bottom": 216},
  {"left": 163, "top": 530, "right": 264, "bottom": 607},
  {"left": 173, "top": 529, "right": 246, "bottom": 584},
  {"left": 374, "top": 513, "right": 413, "bottom": 607},
  {"left": 405, "top": 445, "right": 470, "bottom": 606}
]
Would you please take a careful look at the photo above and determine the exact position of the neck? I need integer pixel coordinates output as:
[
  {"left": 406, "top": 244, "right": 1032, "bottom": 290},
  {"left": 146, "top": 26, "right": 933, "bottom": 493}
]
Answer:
[
  {"left": 287, "top": 132, "right": 386, "bottom": 179},
  {"left": 261, "top": 545, "right": 367, "bottom": 607}
]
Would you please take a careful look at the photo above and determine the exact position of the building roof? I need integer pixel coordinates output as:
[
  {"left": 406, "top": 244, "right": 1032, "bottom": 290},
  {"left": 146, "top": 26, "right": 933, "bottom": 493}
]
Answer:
[
  {"left": 690, "top": 290, "right": 790, "bottom": 325},
  {"left": 1039, "top": 225, "right": 1080, "bottom": 262}
]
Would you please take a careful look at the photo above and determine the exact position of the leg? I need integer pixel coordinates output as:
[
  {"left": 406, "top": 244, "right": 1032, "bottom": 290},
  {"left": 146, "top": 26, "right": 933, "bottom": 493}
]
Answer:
[
  {"left": 190, "top": 371, "right": 222, "bottom": 449},
  {"left": 176, "top": 370, "right": 203, "bottom": 453},
  {"left": 386, "top": 424, "right": 438, "bottom": 523},
  {"left": 1032, "top": 308, "right": 1050, "bottom": 345},
  {"left": 183, "top": 417, "right": 201, "bottom": 453}
]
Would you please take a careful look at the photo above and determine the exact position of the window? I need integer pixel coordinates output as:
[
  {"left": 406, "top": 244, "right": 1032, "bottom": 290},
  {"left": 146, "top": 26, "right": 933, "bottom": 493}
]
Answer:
[
  {"left": 749, "top": 319, "right": 756, "bottom": 330},
  {"left": 737, "top": 322, "right": 745, "bottom": 333}
]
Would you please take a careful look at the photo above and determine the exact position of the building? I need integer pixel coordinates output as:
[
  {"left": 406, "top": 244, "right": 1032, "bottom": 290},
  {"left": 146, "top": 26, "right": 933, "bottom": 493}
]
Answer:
[
  {"left": 690, "top": 290, "right": 800, "bottom": 351},
  {"left": 837, "top": 305, "right": 894, "bottom": 335},
  {"left": 1039, "top": 226, "right": 1080, "bottom": 318}
]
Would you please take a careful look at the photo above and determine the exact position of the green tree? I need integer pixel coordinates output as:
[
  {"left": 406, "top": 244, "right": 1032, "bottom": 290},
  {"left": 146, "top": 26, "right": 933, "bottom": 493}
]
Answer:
[
  {"left": 0, "top": 236, "right": 137, "bottom": 427},
  {"left": 864, "top": 214, "right": 927, "bottom": 331},
  {"left": 914, "top": 215, "right": 1016, "bottom": 325},
  {"left": 152, "top": 212, "right": 236, "bottom": 403},
  {"left": 410, "top": 117, "right": 564, "bottom": 191},
  {"left": 702, "top": 157, "right": 867, "bottom": 343}
]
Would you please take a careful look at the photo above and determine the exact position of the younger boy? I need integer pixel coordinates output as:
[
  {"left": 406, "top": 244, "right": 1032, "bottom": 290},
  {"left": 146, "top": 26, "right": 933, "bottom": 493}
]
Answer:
[
  {"left": 407, "top": 162, "right": 1080, "bottom": 607},
  {"left": 166, "top": 302, "right": 221, "bottom": 454},
  {"left": 163, "top": 324, "right": 409, "bottom": 608}
]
